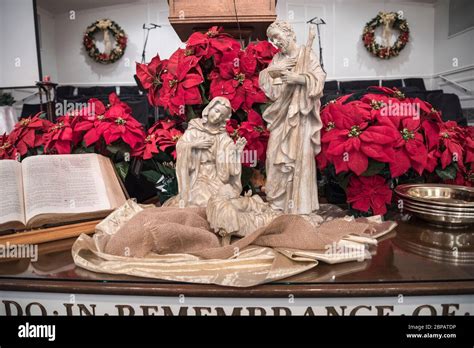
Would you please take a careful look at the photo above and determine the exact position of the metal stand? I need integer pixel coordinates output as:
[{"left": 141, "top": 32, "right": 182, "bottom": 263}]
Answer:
[
  {"left": 36, "top": 81, "right": 57, "bottom": 122},
  {"left": 134, "top": 23, "right": 161, "bottom": 91},
  {"left": 141, "top": 23, "right": 161, "bottom": 64}
]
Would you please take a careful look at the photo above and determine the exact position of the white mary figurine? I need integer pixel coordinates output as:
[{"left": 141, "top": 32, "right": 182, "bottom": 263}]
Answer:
[
  {"left": 259, "top": 20, "right": 326, "bottom": 215},
  {"left": 164, "top": 97, "right": 246, "bottom": 207}
]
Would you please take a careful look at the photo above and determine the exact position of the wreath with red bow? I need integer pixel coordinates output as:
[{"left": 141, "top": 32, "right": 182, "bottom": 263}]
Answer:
[
  {"left": 83, "top": 19, "right": 127, "bottom": 64},
  {"left": 362, "top": 12, "right": 409, "bottom": 59}
]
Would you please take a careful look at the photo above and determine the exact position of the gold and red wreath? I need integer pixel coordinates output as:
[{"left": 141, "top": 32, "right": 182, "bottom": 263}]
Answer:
[
  {"left": 83, "top": 19, "right": 127, "bottom": 64},
  {"left": 362, "top": 12, "right": 409, "bottom": 59}
]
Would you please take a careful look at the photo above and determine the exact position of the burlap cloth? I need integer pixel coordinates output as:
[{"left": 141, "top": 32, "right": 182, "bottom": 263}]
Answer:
[{"left": 72, "top": 200, "right": 397, "bottom": 287}]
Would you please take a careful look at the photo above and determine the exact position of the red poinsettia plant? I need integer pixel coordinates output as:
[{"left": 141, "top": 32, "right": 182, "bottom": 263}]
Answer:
[
  {"left": 6, "top": 113, "right": 52, "bottom": 158},
  {"left": 1, "top": 93, "right": 147, "bottom": 181},
  {"left": 135, "top": 26, "right": 278, "bottom": 195},
  {"left": 318, "top": 86, "right": 474, "bottom": 216}
]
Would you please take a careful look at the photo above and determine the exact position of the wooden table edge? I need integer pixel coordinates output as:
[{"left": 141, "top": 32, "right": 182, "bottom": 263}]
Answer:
[{"left": 1, "top": 279, "right": 473, "bottom": 298}]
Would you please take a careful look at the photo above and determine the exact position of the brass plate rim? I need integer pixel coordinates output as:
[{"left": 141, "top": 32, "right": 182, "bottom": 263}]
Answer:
[{"left": 395, "top": 184, "right": 474, "bottom": 208}]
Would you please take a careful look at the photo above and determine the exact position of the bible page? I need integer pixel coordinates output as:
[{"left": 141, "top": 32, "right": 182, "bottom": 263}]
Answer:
[{"left": 22, "top": 154, "right": 111, "bottom": 222}]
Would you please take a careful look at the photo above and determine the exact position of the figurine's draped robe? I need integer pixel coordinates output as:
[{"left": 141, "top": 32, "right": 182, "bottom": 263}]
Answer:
[
  {"left": 172, "top": 119, "right": 242, "bottom": 207},
  {"left": 259, "top": 47, "right": 326, "bottom": 214}
]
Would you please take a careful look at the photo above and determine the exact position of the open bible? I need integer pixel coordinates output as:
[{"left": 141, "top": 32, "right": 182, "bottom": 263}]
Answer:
[{"left": 0, "top": 153, "right": 128, "bottom": 232}]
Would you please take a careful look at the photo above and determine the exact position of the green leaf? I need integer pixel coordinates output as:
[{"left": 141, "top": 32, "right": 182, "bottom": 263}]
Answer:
[
  {"left": 157, "top": 162, "right": 176, "bottom": 177},
  {"left": 154, "top": 151, "right": 173, "bottom": 162},
  {"left": 0, "top": 92, "right": 15, "bottom": 106},
  {"left": 361, "top": 160, "right": 386, "bottom": 177},
  {"left": 82, "top": 141, "right": 96, "bottom": 153},
  {"left": 115, "top": 161, "right": 130, "bottom": 181},
  {"left": 259, "top": 103, "right": 270, "bottom": 115},
  {"left": 186, "top": 105, "right": 197, "bottom": 120},
  {"left": 199, "top": 84, "right": 209, "bottom": 104},
  {"left": 73, "top": 142, "right": 95, "bottom": 154},
  {"left": 241, "top": 166, "right": 254, "bottom": 189},
  {"left": 36, "top": 146, "right": 44, "bottom": 156},
  {"left": 336, "top": 172, "right": 351, "bottom": 190},
  {"left": 106, "top": 143, "right": 130, "bottom": 155},
  {"left": 436, "top": 163, "right": 457, "bottom": 180},
  {"left": 141, "top": 170, "right": 161, "bottom": 184}
]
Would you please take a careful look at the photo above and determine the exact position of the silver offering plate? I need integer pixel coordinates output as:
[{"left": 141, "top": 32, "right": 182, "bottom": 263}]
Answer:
[{"left": 395, "top": 184, "right": 474, "bottom": 228}]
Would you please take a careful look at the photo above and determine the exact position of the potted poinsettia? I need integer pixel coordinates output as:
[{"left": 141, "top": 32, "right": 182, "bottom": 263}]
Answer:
[
  {"left": 67, "top": 93, "right": 146, "bottom": 180},
  {"left": 1, "top": 93, "right": 147, "bottom": 185},
  {"left": 135, "top": 26, "right": 278, "bottom": 200},
  {"left": 318, "top": 86, "right": 474, "bottom": 216},
  {"left": 5, "top": 113, "right": 52, "bottom": 159}
]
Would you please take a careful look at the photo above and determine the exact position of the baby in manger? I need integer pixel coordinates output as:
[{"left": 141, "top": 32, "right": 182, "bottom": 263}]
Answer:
[{"left": 206, "top": 184, "right": 280, "bottom": 245}]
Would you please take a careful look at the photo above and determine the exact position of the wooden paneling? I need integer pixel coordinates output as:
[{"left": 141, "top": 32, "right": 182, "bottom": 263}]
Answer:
[{"left": 168, "top": 0, "right": 277, "bottom": 41}]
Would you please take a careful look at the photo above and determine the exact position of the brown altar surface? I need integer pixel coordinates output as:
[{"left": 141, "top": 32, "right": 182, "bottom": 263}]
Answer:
[{"left": 0, "top": 217, "right": 473, "bottom": 297}]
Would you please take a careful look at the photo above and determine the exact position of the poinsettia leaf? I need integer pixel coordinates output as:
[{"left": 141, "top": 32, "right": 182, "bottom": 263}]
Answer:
[
  {"left": 115, "top": 161, "right": 130, "bottom": 181},
  {"left": 361, "top": 160, "right": 386, "bottom": 177},
  {"left": 157, "top": 162, "right": 176, "bottom": 177},
  {"left": 75, "top": 141, "right": 96, "bottom": 153},
  {"left": 337, "top": 172, "right": 351, "bottom": 190},
  {"left": 259, "top": 103, "right": 269, "bottom": 115},
  {"left": 106, "top": 143, "right": 131, "bottom": 155},
  {"left": 152, "top": 151, "right": 172, "bottom": 162},
  {"left": 35, "top": 146, "right": 44, "bottom": 156},
  {"left": 141, "top": 170, "right": 162, "bottom": 184},
  {"left": 435, "top": 163, "right": 457, "bottom": 180},
  {"left": 186, "top": 105, "right": 198, "bottom": 120},
  {"left": 72, "top": 145, "right": 94, "bottom": 154},
  {"left": 241, "top": 166, "right": 254, "bottom": 190},
  {"left": 199, "top": 84, "right": 209, "bottom": 104}
]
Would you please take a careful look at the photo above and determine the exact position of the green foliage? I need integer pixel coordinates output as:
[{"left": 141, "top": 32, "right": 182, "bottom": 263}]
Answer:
[
  {"left": 361, "top": 160, "right": 386, "bottom": 177},
  {"left": 141, "top": 170, "right": 162, "bottom": 184},
  {"left": 0, "top": 92, "right": 15, "bottom": 106},
  {"left": 115, "top": 161, "right": 130, "bottom": 181},
  {"left": 435, "top": 163, "right": 458, "bottom": 180}
]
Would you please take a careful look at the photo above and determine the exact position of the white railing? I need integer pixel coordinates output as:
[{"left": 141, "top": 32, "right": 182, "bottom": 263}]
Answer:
[{"left": 434, "top": 64, "right": 474, "bottom": 95}]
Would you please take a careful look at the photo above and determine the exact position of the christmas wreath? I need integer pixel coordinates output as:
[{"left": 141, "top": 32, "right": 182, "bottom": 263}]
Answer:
[
  {"left": 83, "top": 19, "right": 127, "bottom": 64},
  {"left": 362, "top": 11, "right": 409, "bottom": 59}
]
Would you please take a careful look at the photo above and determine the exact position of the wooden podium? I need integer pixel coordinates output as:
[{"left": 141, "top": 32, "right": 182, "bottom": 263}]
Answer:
[{"left": 168, "top": 0, "right": 277, "bottom": 42}]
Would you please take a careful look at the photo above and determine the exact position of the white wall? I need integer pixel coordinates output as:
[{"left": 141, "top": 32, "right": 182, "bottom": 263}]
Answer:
[
  {"left": 277, "top": 0, "right": 435, "bottom": 82},
  {"left": 52, "top": 0, "right": 181, "bottom": 85},
  {"left": 0, "top": 0, "right": 40, "bottom": 88},
  {"left": 0, "top": 4, "right": 3, "bottom": 86},
  {"left": 46, "top": 0, "right": 438, "bottom": 86},
  {"left": 34, "top": 0, "right": 474, "bottom": 111},
  {"left": 433, "top": 0, "right": 474, "bottom": 108}
]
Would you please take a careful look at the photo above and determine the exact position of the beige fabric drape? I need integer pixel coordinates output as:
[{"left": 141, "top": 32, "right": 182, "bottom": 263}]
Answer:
[{"left": 72, "top": 200, "right": 397, "bottom": 287}]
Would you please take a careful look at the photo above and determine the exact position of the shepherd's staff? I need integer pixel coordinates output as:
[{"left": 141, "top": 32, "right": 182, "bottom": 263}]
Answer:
[{"left": 307, "top": 16, "right": 326, "bottom": 73}]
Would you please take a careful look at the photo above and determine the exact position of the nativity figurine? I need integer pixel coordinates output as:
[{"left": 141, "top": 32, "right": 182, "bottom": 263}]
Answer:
[
  {"left": 206, "top": 184, "right": 281, "bottom": 245},
  {"left": 164, "top": 96, "right": 247, "bottom": 207},
  {"left": 259, "top": 20, "right": 326, "bottom": 215}
]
